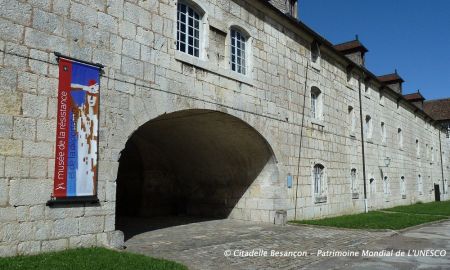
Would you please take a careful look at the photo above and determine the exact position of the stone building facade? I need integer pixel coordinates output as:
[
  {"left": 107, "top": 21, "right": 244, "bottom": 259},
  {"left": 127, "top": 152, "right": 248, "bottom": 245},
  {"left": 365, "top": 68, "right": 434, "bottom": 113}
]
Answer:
[{"left": 0, "top": 0, "right": 449, "bottom": 256}]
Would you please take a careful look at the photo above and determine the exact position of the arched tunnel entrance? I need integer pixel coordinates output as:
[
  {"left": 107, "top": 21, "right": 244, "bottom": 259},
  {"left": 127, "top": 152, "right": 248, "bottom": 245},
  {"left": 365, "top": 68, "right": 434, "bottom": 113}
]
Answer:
[{"left": 115, "top": 110, "right": 278, "bottom": 239}]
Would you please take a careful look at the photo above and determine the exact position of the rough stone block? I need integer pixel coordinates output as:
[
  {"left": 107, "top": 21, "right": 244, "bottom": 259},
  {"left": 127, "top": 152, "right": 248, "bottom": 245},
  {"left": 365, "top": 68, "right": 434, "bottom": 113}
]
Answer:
[
  {"left": 9, "top": 178, "right": 51, "bottom": 206},
  {"left": 23, "top": 141, "right": 53, "bottom": 158},
  {"left": 13, "top": 117, "right": 36, "bottom": 140},
  {"left": 37, "top": 119, "right": 56, "bottom": 142},
  {"left": 18, "top": 241, "right": 41, "bottom": 255},
  {"left": 35, "top": 220, "right": 53, "bottom": 240},
  {"left": 30, "top": 158, "right": 48, "bottom": 178},
  {"left": 79, "top": 216, "right": 104, "bottom": 234},
  {"left": 16, "top": 205, "right": 29, "bottom": 222},
  {"left": 122, "top": 39, "right": 140, "bottom": 59},
  {"left": 70, "top": 2, "right": 97, "bottom": 26},
  {"left": 5, "top": 157, "right": 29, "bottom": 178},
  {"left": 22, "top": 93, "right": 48, "bottom": 118},
  {"left": 0, "top": 244, "right": 17, "bottom": 257},
  {"left": 41, "top": 239, "right": 68, "bottom": 252},
  {"left": 0, "top": 138, "right": 21, "bottom": 156},
  {"left": 69, "top": 234, "right": 97, "bottom": 248},
  {"left": 0, "top": 157, "right": 4, "bottom": 177},
  {"left": 29, "top": 205, "right": 45, "bottom": 221},
  {"left": 0, "top": 0, "right": 32, "bottom": 25},
  {"left": 32, "top": 9, "right": 62, "bottom": 35},
  {"left": 0, "top": 93, "right": 21, "bottom": 115},
  {"left": 107, "top": 230, "right": 124, "bottom": 249},
  {"left": 0, "top": 207, "right": 16, "bottom": 222},
  {"left": 54, "top": 218, "right": 79, "bottom": 238},
  {"left": 18, "top": 72, "right": 39, "bottom": 94},
  {"left": 52, "top": 0, "right": 70, "bottom": 16},
  {"left": 0, "top": 18, "right": 24, "bottom": 42}
]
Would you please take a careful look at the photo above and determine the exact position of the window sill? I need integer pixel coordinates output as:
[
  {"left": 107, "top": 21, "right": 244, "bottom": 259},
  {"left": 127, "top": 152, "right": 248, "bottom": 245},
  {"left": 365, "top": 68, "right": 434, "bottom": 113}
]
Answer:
[
  {"left": 174, "top": 51, "right": 253, "bottom": 86},
  {"left": 314, "top": 195, "right": 327, "bottom": 204},
  {"left": 352, "top": 193, "right": 359, "bottom": 199},
  {"left": 311, "top": 61, "right": 321, "bottom": 71},
  {"left": 311, "top": 119, "right": 325, "bottom": 127}
]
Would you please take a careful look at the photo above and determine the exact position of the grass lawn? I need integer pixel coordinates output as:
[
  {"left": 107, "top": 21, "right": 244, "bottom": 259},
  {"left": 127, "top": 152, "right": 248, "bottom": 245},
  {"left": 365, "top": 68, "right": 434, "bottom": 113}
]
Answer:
[
  {"left": 0, "top": 247, "right": 188, "bottom": 270},
  {"left": 386, "top": 200, "right": 450, "bottom": 216},
  {"left": 291, "top": 201, "right": 450, "bottom": 230}
]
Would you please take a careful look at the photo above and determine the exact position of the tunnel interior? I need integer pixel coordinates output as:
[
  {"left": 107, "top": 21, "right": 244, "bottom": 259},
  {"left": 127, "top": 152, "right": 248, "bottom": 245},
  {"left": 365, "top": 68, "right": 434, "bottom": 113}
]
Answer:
[{"left": 115, "top": 110, "right": 275, "bottom": 236}]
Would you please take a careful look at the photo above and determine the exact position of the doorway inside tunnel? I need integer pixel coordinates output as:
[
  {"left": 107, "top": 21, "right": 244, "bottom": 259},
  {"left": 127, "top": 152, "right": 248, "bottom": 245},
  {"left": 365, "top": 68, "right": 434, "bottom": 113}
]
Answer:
[{"left": 115, "top": 109, "right": 277, "bottom": 240}]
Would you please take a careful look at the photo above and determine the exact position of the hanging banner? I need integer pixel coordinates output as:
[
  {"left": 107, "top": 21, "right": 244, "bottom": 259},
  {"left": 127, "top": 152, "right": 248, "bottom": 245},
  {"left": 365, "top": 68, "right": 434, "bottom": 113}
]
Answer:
[{"left": 52, "top": 57, "right": 101, "bottom": 200}]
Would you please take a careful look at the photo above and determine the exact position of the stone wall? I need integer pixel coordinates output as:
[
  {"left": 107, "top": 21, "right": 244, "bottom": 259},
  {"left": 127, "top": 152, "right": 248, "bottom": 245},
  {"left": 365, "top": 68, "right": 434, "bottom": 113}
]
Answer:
[{"left": 0, "top": 0, "right": 449, "bottom": 257}]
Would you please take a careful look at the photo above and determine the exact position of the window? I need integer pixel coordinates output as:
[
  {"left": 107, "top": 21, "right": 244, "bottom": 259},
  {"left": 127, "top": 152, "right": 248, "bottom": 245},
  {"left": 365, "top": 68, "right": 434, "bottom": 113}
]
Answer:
[
  {"left": 383, "top": 176, "right": 389, "bottom": 195},
  {"left": 444, "top": 179, "right": 448, "bottom": 194},
  {"left": 401, "top": 176, "right": 406, "bottom": 198},
  {"left": 426, "top": 144, "right": 429, "bottom": 160},
  {"left": 431, "top": 146, "right": 435, "bottom": 163},
  {"left": 416, "top": 139, "right": 420, "bottom": 157},
  {"left": 351, "top": 168, "right": 358, "bottom": 197},
  {"left": 287, "top": 0, "right": 297, "bottom": 17},
  {"left": 369, "top": 177, "right": 376, "bottom": 195},
  {"left": 230, "top": 29, "right": 246, "bottom": 74},
  {"left": 311, "top": 41, "right": 320, "bottom": 64},
  {"left": 364, "top": 115, "right": 373, "bottom": 139},
  {"left": 348, "top": 106, "right": 356, "bottom": 134},
  {"left": 397, "top": 128, "right": 403, "bottom": 148},
  {"left": 381, "top": 122, "right": 386, "bottom": 143},
  {"left": 177, "top": 2, "right": 201, "bottom": 57},
  {"left": 310, "top": 87, "right": 322, "bottom": 119},
  {"left": 313, "top": 164, "right": 326, "bottom": 201},
  {"left": 379, "top": 91, "right": 384, "bottom": 105},
  {"left": 417, "top": 174, "right": 423, "bottom": 195}
]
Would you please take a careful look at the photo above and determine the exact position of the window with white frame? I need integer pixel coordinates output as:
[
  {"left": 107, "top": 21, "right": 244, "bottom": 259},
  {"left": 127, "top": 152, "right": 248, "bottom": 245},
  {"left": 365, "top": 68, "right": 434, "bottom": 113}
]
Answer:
[
  {"left": 177, "top": 2, "right": 201, "bottom": 57},
  {"left": 364, "top": 115, "right": 373, "bottom": 139},
  {"left": 310, "top": 87, "right": 322, "bottom": 120},
  {"left": 230, "top": 29, "right": 246, "bottom": 74},
  {"left": 417, "top": 174, "right": 423, "bottom": 195},
  {"left": 397, "top": 128, "right": 403, "bottom": 148},
  {"left": 383, "top": 176, "right": 389, "bottom": 195},
  {"left": 401, "top": 176, "right": 406, "bottom": 198},
  {"left": 351, "top": 168, "right": 357, "bottom": 195},
  {"left": 444, "top": 179, "right": 448, "bottom": 194},
  {"left": 381, "top": 122, "right": 386, "bottom": 143},
  {"left": 313, "top": 164, "right": 325, "bottom": 198},
  {"left": 348, "top": 106, "right": 356, "bottom": 134}
]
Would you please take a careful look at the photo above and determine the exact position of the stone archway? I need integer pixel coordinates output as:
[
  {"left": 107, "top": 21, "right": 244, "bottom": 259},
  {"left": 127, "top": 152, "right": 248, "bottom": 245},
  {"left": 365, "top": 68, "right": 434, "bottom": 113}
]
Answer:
[{"left": 115, "top": 109, "right": 279, "bottom": 238}]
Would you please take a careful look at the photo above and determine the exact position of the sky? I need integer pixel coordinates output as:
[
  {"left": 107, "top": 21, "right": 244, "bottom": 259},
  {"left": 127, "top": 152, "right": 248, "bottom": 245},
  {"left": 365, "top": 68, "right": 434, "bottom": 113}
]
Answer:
[{"left": 298, "top": 0, "right": 450, "bottom": 100}]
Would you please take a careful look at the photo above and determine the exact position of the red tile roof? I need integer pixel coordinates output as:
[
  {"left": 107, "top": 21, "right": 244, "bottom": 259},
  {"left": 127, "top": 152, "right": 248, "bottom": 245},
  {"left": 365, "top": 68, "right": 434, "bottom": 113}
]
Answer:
[
  {"left": 378, "top": 73, "right": 404, "bottom": 83},
  {"left": 423, "top": 99, "right": 450, "bottom": 121},
  {"left": 403, "top": 92, "right": 425, "bottom": 101},
  {"left": 334, "top": 40, "right": 368, "bottom": 54}
]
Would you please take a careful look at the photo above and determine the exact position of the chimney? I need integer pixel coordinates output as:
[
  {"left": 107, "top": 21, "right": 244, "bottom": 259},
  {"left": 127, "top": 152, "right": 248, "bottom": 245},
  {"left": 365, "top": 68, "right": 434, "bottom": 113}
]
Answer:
[
  {"left": 403, "top": 90, "right": 425, "bottom": 110},
  {"left": 377, "top": 70, "right": 404, "bottom": 94},
  {"left": 269, "top": 0, "right": 298, "bottom": 19},
  {"left": 333, "top": 35, "right": 368, "bottom": 66}
]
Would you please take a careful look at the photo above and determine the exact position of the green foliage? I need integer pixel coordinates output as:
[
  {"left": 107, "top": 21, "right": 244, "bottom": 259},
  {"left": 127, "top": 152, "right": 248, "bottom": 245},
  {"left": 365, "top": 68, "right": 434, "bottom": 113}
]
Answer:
[
  {"left": 0, "top": 248, "right": 188, "bottom": 270},
  {"left": 291, "top": 201, "right": 450, "bottom": 230}
]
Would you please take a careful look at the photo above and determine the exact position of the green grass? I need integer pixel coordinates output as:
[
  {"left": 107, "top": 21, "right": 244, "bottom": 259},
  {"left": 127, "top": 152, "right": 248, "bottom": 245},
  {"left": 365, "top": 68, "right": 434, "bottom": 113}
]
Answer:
[
  {"left": 0, "top": 248, "right": 188, "bottom": 270},
  {"left": 291, "top": 201, "right": 450, "bottom": 230},
  {"left": 386, "top": 201, "right": 450, "bottom": 216}
]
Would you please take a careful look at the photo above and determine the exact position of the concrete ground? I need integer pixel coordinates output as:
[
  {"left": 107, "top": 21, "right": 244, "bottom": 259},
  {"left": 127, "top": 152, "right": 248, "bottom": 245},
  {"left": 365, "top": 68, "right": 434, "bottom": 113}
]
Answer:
[{"left": 123, "top": 217, "right": 450, "bottom": 270}]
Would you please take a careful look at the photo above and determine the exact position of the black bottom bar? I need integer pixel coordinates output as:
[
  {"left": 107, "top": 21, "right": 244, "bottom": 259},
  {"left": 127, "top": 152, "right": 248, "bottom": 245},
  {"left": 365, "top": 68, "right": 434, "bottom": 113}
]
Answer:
[{"left": 46, "top": 196, "right": 100, "bottom": 207}]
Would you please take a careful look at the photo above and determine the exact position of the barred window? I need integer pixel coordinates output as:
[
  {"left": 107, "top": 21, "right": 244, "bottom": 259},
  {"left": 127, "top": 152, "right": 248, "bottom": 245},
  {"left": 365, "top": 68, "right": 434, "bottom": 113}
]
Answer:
[
  {"left": 177, "top": 2, "right": 200, "bottom": 57},
  {"left": 231, "top": 29, "right": 246, "bottom": 74}
]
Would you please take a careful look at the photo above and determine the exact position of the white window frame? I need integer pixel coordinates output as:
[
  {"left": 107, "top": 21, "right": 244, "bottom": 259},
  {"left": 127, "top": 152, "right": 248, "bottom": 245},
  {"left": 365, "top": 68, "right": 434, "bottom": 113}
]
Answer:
[
  {"left": 351, "top": 168, "right": 358, "bottom": 195},
  {"left": 369, "top": 177, "right": 376, "bottom": 195},
  {"left": 230, "top": 28, "right": 247, "bottom": 75},
  {"left": 176, "top": 1, "right": 203, "bottom": 58}
]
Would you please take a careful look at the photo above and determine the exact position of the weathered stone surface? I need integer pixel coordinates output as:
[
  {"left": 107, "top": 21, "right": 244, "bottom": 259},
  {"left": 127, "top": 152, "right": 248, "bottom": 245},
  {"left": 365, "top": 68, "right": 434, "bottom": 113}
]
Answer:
[
  {"left": 17, "top": 241, "right": 41, "bottom": 255},
  {"left": 69, "top": 234, "right": 97, "bottom": 248},
  {"left": 79, "top": 216, "right": 104, "bottom": 234},
  {"left": 23, "top": 141, "right": 53, "bottom": 158},
  {"left": 0, "top": 139, "right": 21, "bottom": 156},
  {"left": 13, "top": 117, "right": 35, "bottom": 140},
  {"left": 107, "top": 230, "right": 124, "bottom": 249},
  {"left": 5, "top": 157, "right": 29, "bottom": 177},
  {"left": 9, "top": 179, "right": 51, "bottom": 205},
  {"left": 0, "top": 0, "right": 32, "bottom": 25},
  {"left": 22, "top": 93, "right": 48, "bottom": 118},
  {"left": 0, "top": 93, "right": 21, "bottom": 115},
  {"left": 41, "top": 239, "right": 68, "bottom": 252},
  {"left": 54, "top": 218, "right": 79, "bottom": 238}
]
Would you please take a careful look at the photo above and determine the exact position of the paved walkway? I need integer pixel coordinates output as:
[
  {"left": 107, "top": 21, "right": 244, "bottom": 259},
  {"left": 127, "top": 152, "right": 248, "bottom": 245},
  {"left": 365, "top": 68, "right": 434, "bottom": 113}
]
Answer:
[{"left": 123, "top": 217, "right": 450, "bottom": 269}]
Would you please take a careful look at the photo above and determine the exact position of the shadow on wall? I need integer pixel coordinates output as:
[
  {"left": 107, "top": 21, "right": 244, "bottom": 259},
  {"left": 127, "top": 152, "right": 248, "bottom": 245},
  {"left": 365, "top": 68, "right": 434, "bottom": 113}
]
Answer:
[{"left": 115, "top": 109, "right": 277, "bottom": 239}]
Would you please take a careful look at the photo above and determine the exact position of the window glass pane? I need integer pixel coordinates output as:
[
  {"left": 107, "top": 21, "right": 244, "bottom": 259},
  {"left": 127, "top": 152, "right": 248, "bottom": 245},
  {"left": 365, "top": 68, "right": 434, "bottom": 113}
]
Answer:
[
  {"left": 177, "top": 3, "right": 200, "bottom": 56},
  {"left": 230, "top": 29, "right": 246, "bottom": 75}
]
